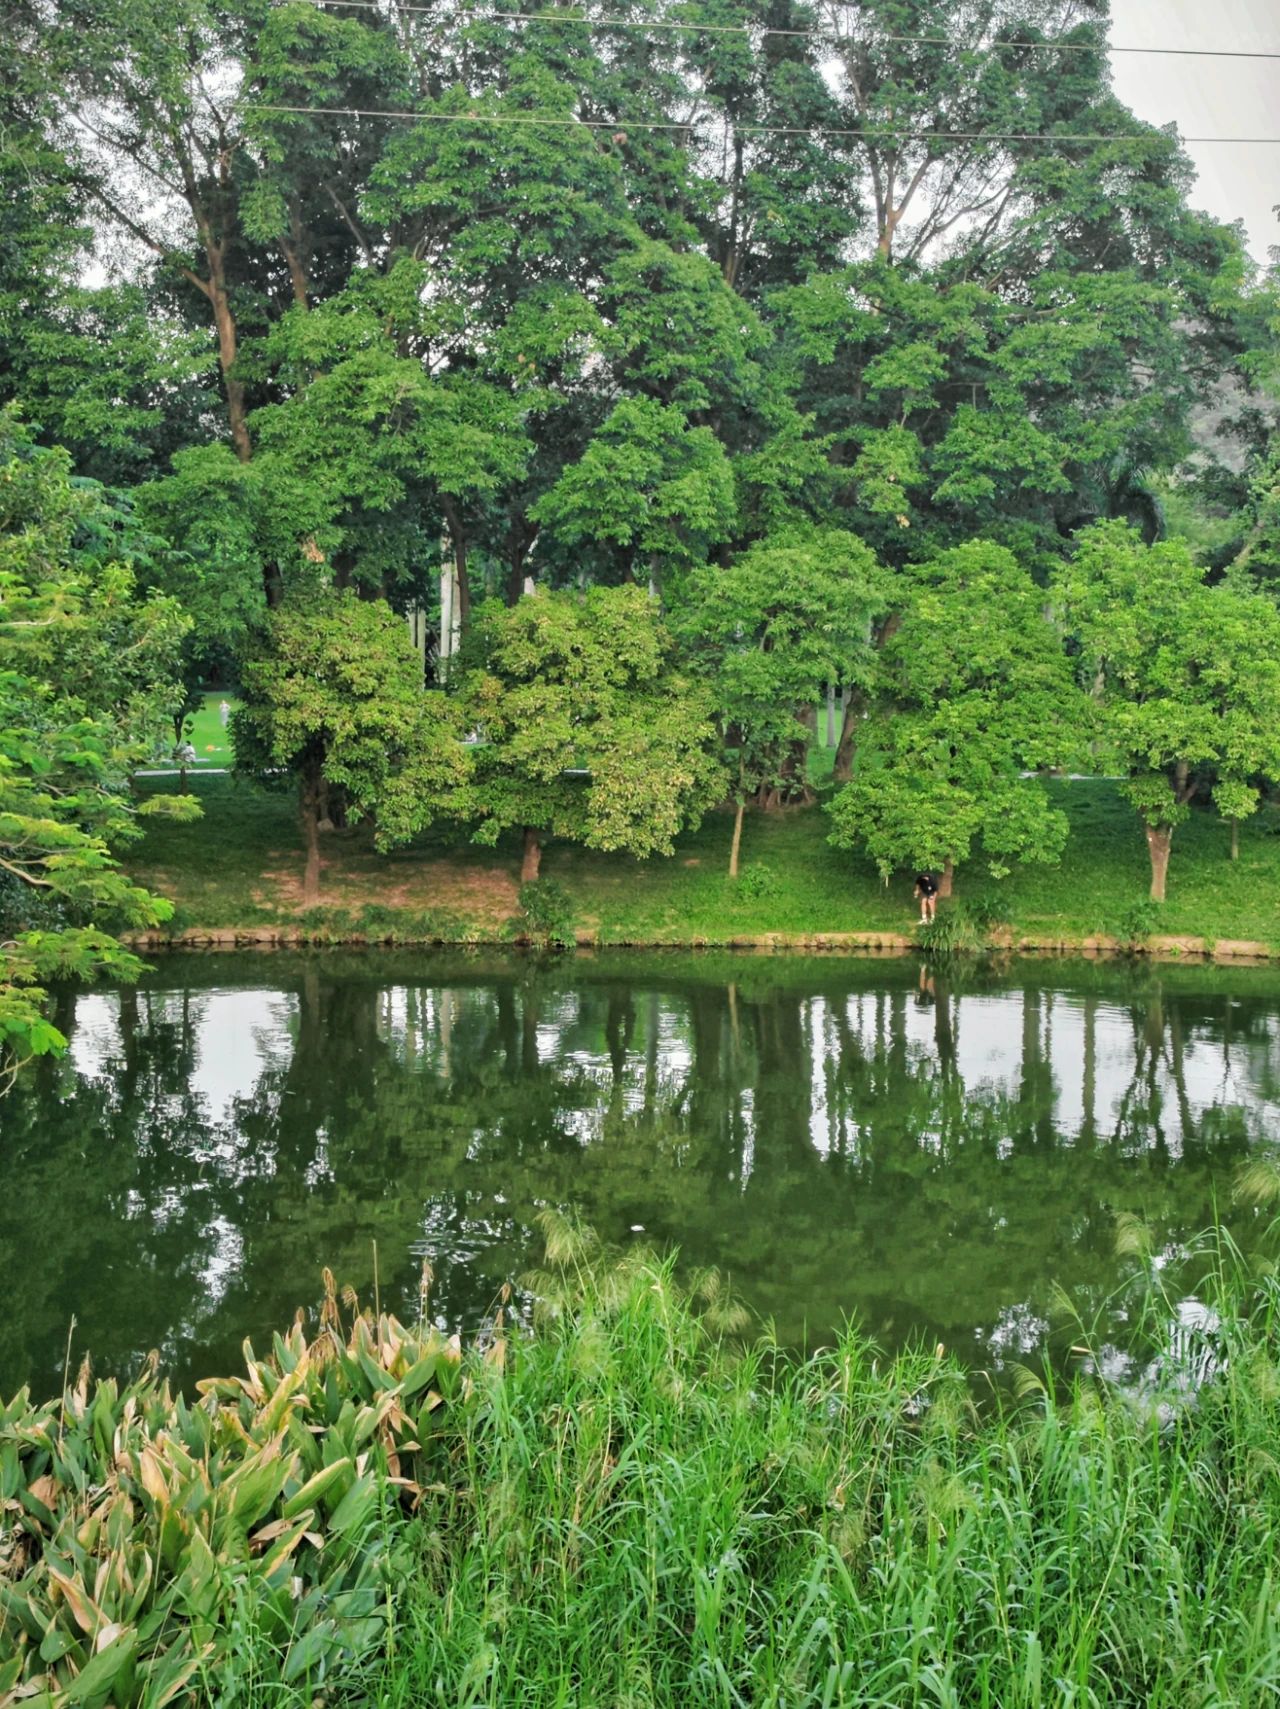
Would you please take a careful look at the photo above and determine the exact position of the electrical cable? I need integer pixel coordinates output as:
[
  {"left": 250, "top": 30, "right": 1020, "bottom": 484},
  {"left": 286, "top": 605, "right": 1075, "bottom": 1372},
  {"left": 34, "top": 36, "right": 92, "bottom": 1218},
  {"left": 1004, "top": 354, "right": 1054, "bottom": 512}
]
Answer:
[{"left": 294, "top": 0, "right": 1280, "bottom": 62}]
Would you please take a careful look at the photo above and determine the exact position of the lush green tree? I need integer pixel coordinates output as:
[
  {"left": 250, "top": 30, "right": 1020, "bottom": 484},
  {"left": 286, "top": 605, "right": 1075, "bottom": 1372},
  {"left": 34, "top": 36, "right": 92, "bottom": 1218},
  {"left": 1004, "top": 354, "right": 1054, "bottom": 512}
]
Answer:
[
  {"left": 31, "top": 0, "right": 414, "bottom": 465},
  {"left": 673, "top": 1, "right": 863, "bottom": 295},
  {"left": 672, "top": 528, "right": 892, "bottom": 871},
  {"left": 0, "top": 70, "right": 216, "bottom": 486},
  {"left": 133, "top": 444, "right": 274, "bottom": 666},
  {"left": 251, "top": 277, "right": 533, "bottom": 617},
  {"left": 828, "top": 541, "right": 1085, "bottom": 895},
  {"left": 1231, "top": 427, "right": 1280, "bottom": 589},
  {"left": 532, "top": 398, "right": 738, "bottom": 593},
  {"left": 822, "top": 0, "right": 1116, "bottom": 263},
  {"left": 234, "top": 586, "right": 471, "bottom": 901},
  {"left": 1055, "top": 523, "right": 1280, "bottom": 902},
  {"left": 0, "top": 422, "right": 197, "bottom": 1083},
  {"left": 769, "top": 241, "right": 1259, "bottom": 570},
  {"left": 15, "top": 0, "right": 1275, "bottom": 696},
  {"left": 460, "top": 585, "right": 723, "bottom": 881}
]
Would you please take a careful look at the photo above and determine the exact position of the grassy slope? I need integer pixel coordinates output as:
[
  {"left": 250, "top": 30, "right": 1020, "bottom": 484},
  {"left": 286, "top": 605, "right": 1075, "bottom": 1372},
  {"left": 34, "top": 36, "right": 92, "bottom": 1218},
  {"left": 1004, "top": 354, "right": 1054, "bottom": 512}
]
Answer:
[{"left": 127, "top": 771, "right": 1280, "bottom": 948}]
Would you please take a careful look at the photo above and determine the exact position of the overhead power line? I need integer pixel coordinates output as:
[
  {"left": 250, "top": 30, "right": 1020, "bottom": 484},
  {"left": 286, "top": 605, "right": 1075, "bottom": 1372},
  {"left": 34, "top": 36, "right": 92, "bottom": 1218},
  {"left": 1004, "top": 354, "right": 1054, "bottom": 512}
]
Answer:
[
  {"left": 302, "top": 0, "right": 1280, "bottom": 61},
  {"left": 242, "top": 102, "right": 1280, "bottom": 145}
]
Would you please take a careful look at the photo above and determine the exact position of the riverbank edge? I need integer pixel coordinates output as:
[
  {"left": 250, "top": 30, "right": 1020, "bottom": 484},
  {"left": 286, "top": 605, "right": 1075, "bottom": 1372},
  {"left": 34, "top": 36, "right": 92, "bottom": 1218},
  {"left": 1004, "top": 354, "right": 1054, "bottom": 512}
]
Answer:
[
  {"left": 7, "top": 1235, "right": 1280, "bottom": 1705},
  {"left": 119, "top": 923, "right": 1277, "bottom": 961}
]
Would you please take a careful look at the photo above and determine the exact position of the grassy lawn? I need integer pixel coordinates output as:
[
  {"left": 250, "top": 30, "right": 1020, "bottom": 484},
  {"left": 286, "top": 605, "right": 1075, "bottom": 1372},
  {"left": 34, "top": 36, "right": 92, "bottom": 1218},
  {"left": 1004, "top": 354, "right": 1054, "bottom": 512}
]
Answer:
[
  {"left": 128, "top": 772, "right": 1280, "bottom": 949},
  {"left": 165, "top": 691, "right": 238, "bottom": 770}
]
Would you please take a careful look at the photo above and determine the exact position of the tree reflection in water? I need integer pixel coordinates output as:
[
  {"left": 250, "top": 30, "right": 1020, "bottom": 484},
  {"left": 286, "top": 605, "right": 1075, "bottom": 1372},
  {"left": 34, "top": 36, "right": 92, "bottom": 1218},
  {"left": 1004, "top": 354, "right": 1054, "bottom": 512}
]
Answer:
[{"left": 1, "top": 951, "right": 1275, "bottom": 1397}]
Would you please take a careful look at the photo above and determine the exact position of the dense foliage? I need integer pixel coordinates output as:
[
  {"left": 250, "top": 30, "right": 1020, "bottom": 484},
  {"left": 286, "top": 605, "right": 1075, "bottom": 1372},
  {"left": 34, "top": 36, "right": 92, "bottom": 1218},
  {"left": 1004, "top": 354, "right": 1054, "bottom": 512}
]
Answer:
[
  {"left": 0, "top": 1268, "right": 488, "bottom": 1704},
  {"left": 233, "top": 585, "right": 469, "bottom": 898},
  {"left": 6, "top": 12, "right": 1280, "bottom": 1702},
  {"left": 1056, "top": 525, "right": 1280, "bottom": 898},
  {"left": 461, "top": 584, "right": 724, "bottom": 879},
  {"left": 828, "top": 540, "right": 1086, "bottom": 889},
  {"left": 0, "top": 418, "right": 196, "bottom": 1083},
  {"left": 2, "top": 0, "right": 1280, "bottom": 1041},
  {"left": 7, "top": 0, "right": 1274, "bottom": 603}
]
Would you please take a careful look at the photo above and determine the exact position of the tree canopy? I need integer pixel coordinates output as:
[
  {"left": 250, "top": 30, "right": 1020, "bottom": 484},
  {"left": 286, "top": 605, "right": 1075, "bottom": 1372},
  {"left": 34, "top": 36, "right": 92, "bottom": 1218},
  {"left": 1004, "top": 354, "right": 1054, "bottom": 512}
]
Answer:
[
  {"left": 7, "top": 0, "right": 1269, "bottom": 628},
  {"left": 1055, "top": 523, "right": 1280, "bottom": 900},
  {"left": 673, "top": 526, "right": 892, "bottom": 869},
  {"left": 460, "top": 585, "right": 724, "bottom": 880},
  {"left": 0, "top": 0, "right": 1278, "bottom": 1055},
  {"left": 233, "top": 585, "right": 470, "bottom": 900},
  {"left": 828, "top": 541, "right": 1086, "bottom": 891}
]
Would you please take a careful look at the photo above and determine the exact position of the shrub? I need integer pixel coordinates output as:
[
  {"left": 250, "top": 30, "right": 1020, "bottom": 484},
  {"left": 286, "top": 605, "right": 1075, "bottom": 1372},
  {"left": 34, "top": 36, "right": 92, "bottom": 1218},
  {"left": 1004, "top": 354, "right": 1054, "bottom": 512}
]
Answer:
[
  {"left": 964, "top": 893, "right": 1010, "bottom": 933},
  {"left": 514, "top": 877, "right": 577, "bottom": 948},
  {"left": 0, "top": 1272, "right": 491, "bottom": 1705},
  {"left": 733, "top": 862, "right": 782, "bottom": 901},
  {"left": 918, "top": 901, "right": 983, "bottom": 954},
  {"left": 1116, "top": 898, "right": 1162, "bottom": 950}
]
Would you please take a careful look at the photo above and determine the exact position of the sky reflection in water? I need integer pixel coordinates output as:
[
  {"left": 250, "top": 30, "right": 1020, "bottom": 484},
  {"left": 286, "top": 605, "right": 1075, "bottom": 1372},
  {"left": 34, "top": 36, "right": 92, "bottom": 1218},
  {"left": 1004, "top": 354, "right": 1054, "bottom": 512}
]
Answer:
[{"left": 3, "top": 950, "right": 1277, "bottom": 1397}]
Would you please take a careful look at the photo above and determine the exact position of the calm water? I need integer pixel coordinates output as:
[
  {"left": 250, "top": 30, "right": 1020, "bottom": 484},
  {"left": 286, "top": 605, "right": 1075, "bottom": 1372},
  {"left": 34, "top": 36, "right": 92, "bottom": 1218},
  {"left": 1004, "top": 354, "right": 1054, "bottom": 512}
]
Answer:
[{"left": 2, "top": 950, "right": 1278, "bottom": 1397}]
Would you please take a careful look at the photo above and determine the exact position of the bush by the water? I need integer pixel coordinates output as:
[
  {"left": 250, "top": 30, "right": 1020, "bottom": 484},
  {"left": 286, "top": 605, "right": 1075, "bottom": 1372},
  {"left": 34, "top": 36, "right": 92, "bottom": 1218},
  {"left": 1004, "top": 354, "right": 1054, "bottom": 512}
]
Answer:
[
  {"left": 0, "top": 1268, "right": 482, "bottom": 1705},
  {"left": 512, "top": 877, "right": 578, "bottom": 948},
  {"left": 4, "top": 1218, "right": 1280, "bottom": 1705}
]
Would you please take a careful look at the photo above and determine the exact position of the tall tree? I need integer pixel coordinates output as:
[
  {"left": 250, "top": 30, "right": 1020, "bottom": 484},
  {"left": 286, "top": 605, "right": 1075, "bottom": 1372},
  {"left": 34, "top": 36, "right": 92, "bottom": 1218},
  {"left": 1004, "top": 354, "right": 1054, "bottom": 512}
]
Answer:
[
  {"left": 460, "top": 585, "right": 723, "bottom": 881},
  {"left": 233, "top": 584, "right": 471, "bottom": 901},
  {"left": 828, "top": 540, "right": 1085, "bottom": 894},
  {"left": 672, "top": 526, "right": 892, "bottom": 869},
  {"left": 1055, "top": 522, "right": 1280, "bottom": 902}
]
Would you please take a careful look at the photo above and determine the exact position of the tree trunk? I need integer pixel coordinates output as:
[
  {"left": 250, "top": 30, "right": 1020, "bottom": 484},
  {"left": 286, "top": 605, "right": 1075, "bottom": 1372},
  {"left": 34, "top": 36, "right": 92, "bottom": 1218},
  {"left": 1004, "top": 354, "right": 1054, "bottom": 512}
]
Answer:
[
  {"left": 728, "top": 798, "right": 745, "bottom": 878},
  {"left": 407, "top": 602, "right": 429, "bottom": 682},
  {"left": 833, "top": 690, "right": 860, "bottom": 783},
  {"left": 825, "top": 681, "right": 837, "bottom": 748},
  {"left": 938, "top": 856, "right": 955, "bottom": 899},
  {"left": 521, "top": 826, "right": 542, "bottom": 883},
  {"left": 762, "top": 704, "right": 816, "bottom": 807},
  {"left": 1230, "top": 818, "right": 1240, "bottom": 861},
  {"left": 281, "top": 242, "right": 309, "bottom": 308},
  {"left": 835, "top": 614, "right": 899, "bottom": 782},
  {"left": 281, "top": 208, "right": 310, "bottom": 309},
  {"left": 208, "top": 274, "right": 251, "bottom": 465},
  {"left": 317, "top": 773, "right": 345, "bottom": 832},
  {"left": 441, "top": 502, "right": 470, "bottom": 631},
  {"left": 438, "top": 534, "right": 456, "bottom": 681},
  {"left": 1146, "top": 824, "right": 1173, "bottom": 902},
  {"left": 505, "top": 519, "right": 538, "bottom": 604},
  {"left": 302, "top": 777, "right": 322, "bottom": 904},
  {"left": 454, "top": 529, "right": 471, "bottom": 627}
]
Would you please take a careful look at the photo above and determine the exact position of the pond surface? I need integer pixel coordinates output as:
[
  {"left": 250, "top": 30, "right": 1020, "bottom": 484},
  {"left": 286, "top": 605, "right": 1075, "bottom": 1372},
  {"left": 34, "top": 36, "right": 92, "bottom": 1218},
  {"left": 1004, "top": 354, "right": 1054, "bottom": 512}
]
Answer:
[{"left": 3, "top": 950, "right": 1279, "bottom": 1398}]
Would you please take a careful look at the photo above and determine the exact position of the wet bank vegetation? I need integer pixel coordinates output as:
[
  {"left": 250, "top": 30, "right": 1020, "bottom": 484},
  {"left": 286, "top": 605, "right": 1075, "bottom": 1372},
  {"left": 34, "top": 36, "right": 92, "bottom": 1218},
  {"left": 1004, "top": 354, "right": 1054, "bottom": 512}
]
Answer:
[{"left": 5, "top": 1208, "right": 1280, "bottom": 1707}]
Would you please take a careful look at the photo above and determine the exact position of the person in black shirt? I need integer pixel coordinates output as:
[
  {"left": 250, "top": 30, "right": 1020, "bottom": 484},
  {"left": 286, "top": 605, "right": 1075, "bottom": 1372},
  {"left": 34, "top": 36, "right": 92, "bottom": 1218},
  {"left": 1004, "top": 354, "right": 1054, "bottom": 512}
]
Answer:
[{"left": 914, "top": 871, "right": 939, "bottom": 924}]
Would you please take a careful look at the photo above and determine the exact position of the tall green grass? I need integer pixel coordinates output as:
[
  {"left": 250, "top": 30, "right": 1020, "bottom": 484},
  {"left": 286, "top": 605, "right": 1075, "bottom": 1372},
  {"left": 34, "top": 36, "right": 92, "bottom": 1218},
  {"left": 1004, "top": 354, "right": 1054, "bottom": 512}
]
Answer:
[{"left": 379, "top": 1215, "right": 1280, "bottom": 1708}]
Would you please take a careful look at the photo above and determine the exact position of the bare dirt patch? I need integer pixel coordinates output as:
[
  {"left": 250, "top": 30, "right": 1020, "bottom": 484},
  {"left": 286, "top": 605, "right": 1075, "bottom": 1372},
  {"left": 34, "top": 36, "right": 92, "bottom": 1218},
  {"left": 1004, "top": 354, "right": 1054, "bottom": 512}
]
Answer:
[
  {"left": 131, "top": 868, "right": 181, "bottom": 896},
  {"left": 256, "top": 854, "right": 521, "bottom": 926}
]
